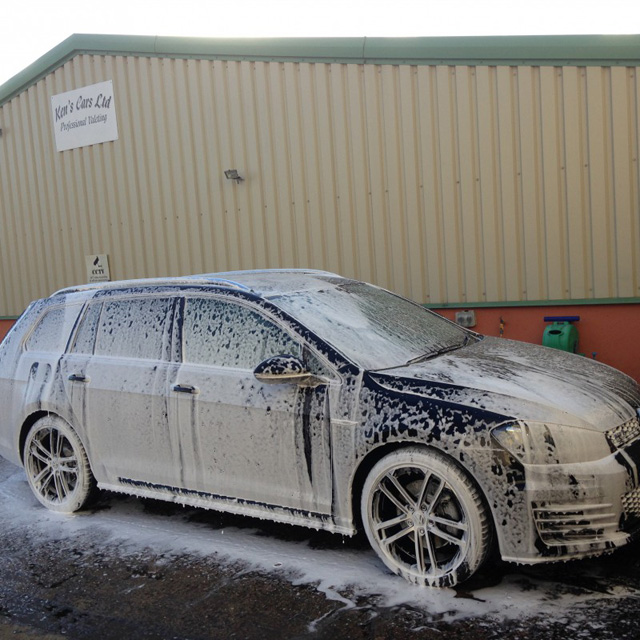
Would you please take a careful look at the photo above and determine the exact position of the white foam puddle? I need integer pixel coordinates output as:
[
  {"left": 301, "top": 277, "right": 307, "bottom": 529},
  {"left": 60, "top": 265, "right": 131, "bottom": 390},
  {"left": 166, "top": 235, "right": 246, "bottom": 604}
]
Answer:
[{"left": 2, "top": 457, "right": 639, "bottom": 626}]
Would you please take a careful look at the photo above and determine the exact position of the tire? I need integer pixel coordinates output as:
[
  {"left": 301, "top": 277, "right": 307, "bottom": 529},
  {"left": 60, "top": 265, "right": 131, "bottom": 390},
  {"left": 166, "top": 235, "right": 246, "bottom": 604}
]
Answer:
[
  {"left": 361, "top": 447, "right": 492, "bottom": 588},
  {"left": 23, "top": 415, "right": 95, "bottom": 513}
]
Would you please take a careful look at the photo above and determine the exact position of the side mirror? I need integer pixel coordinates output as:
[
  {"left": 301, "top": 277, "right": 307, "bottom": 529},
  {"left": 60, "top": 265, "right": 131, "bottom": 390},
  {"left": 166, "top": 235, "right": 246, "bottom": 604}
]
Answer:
[{"left": 254, "top": 355, "right": 312, "bottom": 385}]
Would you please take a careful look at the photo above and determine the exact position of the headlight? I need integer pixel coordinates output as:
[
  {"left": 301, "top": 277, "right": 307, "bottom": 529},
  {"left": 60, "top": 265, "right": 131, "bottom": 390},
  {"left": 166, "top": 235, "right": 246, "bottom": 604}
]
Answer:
[{"left": 491, "top": 421, "right": 611, "bottom": 465}]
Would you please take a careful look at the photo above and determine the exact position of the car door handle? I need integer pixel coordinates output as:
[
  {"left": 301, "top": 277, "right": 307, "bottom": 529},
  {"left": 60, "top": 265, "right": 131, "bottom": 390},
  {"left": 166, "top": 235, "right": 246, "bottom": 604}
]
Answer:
[
  {"left": 173, "top": 384, "right": 200, "bottom": 395},
  {"left": 68, "top": 373, "right": 89, "bottom": 383}
]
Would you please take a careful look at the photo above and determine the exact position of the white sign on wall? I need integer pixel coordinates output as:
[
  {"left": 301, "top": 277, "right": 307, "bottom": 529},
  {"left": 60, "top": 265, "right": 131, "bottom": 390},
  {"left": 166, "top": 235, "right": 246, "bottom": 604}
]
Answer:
[
  {"left": 86, "top": 254, "right": 111, "bottom": 283},
  {"left": 51, "top": 81, "right": 119, "bottom": 152}
]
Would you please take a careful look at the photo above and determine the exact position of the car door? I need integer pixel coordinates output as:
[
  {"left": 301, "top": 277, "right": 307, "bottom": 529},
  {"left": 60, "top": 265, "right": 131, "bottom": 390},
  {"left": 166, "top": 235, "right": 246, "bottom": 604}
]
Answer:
[
  {"left": 62, "top": 295, "right": 182, "bottom": 487},
  {"left": 171, "top": 295, "right": 334, "bottom": 515}
]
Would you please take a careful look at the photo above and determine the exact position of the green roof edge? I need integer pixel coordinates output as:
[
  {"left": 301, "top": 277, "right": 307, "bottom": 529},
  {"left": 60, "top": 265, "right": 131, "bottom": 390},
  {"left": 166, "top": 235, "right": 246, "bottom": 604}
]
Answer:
[
  {"left": 3, "top": 33, "right": 640, "bottom": 105},
  {"left": 428, "top": 296, "right": 640, "bottom": 309}
]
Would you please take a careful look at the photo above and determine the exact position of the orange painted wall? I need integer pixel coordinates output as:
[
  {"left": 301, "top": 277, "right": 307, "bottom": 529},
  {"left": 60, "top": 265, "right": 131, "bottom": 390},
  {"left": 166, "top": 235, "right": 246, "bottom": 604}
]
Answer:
[
  {"left": 435, "top": 304, "right": 640, "bottom": 383},
  {"left": 1, "top": 304, "right": 639, "bottom": 383},
  {"left": 0, "top": 320, "right": 13, "bottom": 342}
]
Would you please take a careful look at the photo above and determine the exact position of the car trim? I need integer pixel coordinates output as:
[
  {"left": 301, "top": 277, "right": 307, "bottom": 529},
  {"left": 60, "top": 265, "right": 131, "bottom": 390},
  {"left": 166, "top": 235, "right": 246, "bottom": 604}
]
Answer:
[{"left": 110, "top": 476, "right": 355, "bottom": 534}]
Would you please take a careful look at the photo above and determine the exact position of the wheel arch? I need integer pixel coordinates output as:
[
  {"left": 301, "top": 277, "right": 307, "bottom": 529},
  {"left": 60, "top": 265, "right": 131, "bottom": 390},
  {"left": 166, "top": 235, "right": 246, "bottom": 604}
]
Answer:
[
  {"left": 18, "top": 410, "right": 52, "bottom": 464},
  {"left": 350, "top": 440, "right": 498, "bottom": 548},
  {"left": 19, "top": 410, "right": 87, "bottom": 466}
]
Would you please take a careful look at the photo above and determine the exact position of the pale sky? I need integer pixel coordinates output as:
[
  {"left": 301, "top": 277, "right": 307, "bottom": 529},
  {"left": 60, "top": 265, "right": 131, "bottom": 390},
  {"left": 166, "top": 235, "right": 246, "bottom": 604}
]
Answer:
[{"left": 2, "top": 0, "right": 640, "bottom": 87}]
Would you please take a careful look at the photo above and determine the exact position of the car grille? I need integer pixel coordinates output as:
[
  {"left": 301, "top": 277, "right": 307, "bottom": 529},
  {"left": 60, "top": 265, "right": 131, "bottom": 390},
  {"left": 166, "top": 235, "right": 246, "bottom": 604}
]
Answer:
[
  {"left": 622, "top": 486, "right": 640, "bottom": 518},
  {"left": 607, "top": 415, "right": 640, "bottom": 450},
  {"left": 532, "top": 503, "right": 618, "bottom": 546}
]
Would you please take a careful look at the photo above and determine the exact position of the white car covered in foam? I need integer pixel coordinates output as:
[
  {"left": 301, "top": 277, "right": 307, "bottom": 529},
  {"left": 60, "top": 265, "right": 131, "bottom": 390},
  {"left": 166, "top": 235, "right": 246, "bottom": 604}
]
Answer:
[{"left": 1, "top": 270, "right": 639, "bottom": 587}]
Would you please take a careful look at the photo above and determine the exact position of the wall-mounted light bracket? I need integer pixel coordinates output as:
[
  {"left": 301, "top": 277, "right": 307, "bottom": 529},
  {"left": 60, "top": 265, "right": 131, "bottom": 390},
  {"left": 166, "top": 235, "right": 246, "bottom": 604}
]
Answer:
[{"left": 224, "top": 169, "right": 244, "bottom": 184}]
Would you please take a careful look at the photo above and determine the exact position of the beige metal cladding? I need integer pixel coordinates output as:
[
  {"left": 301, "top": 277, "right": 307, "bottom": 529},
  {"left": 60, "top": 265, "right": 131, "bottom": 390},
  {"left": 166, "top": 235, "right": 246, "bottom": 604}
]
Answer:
[{"left": 1, "top": 54, "right": 640, "bottom": 316}]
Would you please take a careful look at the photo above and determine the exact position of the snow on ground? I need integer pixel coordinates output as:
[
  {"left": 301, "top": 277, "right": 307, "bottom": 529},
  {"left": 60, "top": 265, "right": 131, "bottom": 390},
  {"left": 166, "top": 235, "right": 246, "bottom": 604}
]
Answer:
[{"left": 1, "top": 456, "right": 639, "bottom": 627}]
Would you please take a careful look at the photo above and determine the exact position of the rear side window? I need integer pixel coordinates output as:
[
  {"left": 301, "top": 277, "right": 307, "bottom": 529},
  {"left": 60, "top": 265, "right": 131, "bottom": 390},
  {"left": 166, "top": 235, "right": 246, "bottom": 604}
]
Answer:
[
  {"left": 70, "top": 303, "right": 102, "bottom": 354},
  {"left": 94, "top": 297, "right": 173, "bottom": 360},
  {"left": 183, "top": 297, "right": 300, "bottom": 368},
  {"left": 25, "top": 305, "right": 82, "bottom": 353}
]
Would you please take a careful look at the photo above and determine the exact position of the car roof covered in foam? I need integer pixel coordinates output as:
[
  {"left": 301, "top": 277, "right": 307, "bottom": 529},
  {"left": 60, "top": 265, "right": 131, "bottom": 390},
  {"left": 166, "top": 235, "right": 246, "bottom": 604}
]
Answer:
[{"left": 50, "top": 269, "right": 346, "bottom": 300}]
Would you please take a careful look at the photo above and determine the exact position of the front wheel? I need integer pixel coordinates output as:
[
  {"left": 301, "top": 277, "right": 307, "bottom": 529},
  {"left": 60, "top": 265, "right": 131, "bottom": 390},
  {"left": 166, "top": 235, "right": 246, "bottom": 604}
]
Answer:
[
  {"left": 361, "top": 447, "right": 492, "bottom": 588},
  {"left": 23, "top": 416, "right": 95, "bottom": 513}
]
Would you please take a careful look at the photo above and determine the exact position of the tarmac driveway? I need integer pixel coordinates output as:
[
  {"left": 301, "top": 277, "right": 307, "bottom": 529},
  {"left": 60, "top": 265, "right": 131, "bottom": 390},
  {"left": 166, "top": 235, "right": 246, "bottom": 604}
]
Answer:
[{"left": 1, "top": 456, "right": 639, "bottom": 639}]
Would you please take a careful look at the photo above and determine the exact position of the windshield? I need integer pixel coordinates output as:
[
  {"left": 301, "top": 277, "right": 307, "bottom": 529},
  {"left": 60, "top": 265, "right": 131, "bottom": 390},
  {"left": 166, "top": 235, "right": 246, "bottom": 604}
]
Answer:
[{"left": 270, "top": 281, "right": 472, "bottom": 370}]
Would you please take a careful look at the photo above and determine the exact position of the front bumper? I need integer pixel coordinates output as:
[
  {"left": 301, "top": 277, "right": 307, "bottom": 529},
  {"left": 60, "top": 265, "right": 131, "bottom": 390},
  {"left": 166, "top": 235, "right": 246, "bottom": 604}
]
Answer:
[{"left": 504, "top": 430, "right": 640, "bottom": 563}]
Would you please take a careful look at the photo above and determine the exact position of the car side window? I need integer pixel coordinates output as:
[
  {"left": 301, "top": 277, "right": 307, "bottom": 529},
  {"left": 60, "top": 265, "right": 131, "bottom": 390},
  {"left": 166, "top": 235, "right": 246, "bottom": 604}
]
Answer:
[
  {"left": 25, "top": 304, "right": 82, "bottom": 353},
  {"left": 183, "top": 297, "right": 301, "bottom": 369},
  {"left": 94, "top": 297, "right": 173, "bottom": 360},
  {"left": 70, "top": 302, "right": 102, "bottom": 354}
]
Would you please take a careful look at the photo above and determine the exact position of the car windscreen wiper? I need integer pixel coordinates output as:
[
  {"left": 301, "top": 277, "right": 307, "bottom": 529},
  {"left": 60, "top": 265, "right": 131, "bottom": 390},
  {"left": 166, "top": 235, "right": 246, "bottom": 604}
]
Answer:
[{"left": 403, "top": 335, "right": 474, "bottom": 366}]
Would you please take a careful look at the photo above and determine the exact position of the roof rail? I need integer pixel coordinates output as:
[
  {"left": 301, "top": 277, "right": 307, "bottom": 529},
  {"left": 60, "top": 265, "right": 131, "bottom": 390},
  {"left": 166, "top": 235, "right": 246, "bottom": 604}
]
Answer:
[
  {"left": 210, "top": 268, "right": 340, "bottom": 278},
  {"left": 51, "top": 275, "right": 253, "bottom": 297},
  {"left": 49, "top": 269, "right": 343, "bottom": 298}
]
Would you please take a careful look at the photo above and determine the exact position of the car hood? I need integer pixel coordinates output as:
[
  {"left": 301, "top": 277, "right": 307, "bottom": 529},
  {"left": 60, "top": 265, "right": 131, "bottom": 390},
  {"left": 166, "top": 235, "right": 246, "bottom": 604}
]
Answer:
[{"left": 371, "top": 337, "right": 640, "bottom": 430}]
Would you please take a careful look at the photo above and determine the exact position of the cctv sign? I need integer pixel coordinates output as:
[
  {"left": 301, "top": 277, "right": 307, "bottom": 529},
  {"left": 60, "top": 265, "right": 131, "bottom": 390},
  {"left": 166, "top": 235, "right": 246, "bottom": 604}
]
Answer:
[
  {"left": 51, "top": 81, "right": 119, "bottom": 152},
  {"left": 86, "top": 254, "right": 111, "bottom": 283}
]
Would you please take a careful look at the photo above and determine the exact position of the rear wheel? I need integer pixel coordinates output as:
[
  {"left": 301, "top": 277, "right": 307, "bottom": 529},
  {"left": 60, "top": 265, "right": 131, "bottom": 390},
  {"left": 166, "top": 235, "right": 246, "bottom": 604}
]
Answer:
[
  {"left": 361, "top": 447, "right": 492, "bottom": 587},
  {"left": 23, "top": 416, "right": 95, "bottom": 513}
]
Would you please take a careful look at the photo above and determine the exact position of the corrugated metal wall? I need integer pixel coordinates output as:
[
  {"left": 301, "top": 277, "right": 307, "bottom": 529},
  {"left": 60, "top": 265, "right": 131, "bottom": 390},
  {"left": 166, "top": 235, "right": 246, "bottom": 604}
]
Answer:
[{"left": 1, "top": 53, "right": 639, "bottom": 316}]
